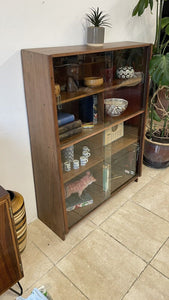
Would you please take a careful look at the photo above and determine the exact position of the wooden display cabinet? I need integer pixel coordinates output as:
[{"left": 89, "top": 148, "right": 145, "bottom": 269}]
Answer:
[
  {"left": 0, "top": 186, "right": 23, "bottom": 295},
  {"left": 21, "top": 42, "right": 151, "bottom": 240}
]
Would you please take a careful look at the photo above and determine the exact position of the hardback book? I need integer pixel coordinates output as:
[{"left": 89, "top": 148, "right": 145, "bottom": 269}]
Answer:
[
  {"left": 59, "top": 127, "right": 82, "bottom": 141},
  {"left": 79, "top": 96, "right": 93, "bottom": 123},
  {"left": 66, "top": 192, "right": 93, "bottom": 211},
  {"left": 59, "top": 119, "right": 82, "bottom": 134},
  {"left": 57, "top": 112, "right": 75, "bottom": 127}
]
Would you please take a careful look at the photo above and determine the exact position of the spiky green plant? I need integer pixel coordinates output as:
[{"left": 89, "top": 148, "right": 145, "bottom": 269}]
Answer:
[{"left": 86, "top": 7, "right": 111, "bottom": 27}]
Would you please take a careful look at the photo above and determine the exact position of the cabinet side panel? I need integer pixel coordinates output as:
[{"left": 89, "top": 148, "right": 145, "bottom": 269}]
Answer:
[
  {"left": 21, "top": 51, "right": 65, "bottom": 239},
  {"left": 137, "top": 45, "right": 152, "bottom": 176},
  {"left": 0, "top": 187, "right": 23, "bottom": 295}
]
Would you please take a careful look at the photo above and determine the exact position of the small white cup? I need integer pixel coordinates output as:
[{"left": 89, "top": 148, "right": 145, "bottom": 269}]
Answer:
[
  {"left": 82, "top": 150, "right": 91, "bottom": 158},
  {"left": 73, "top": 159, "right": 79, "bottom": 169},
  {"left": 64, "top": 161, "right": 71, "bottom": 172},
  {"left": 80, "top": 156, "right": 88, "bottom": 166},
  {"left": 82, "top": 146, "right": 90, "bottom": 152}
]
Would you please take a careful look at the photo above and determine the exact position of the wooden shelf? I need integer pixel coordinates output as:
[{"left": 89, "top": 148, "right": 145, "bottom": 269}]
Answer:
[
  {"left": 62, "top": 125, "right": 138, "bottom": 183},
  {"left": 63, "top": 155, "right": 103, "bottom": 183},
  {"left": 60, "top": 109, "right": 144, "bottom": 150},
  {"left": 107, "top": 126, "right": 138, "bottom": 156},
  {"left": 56, "top": 76, "right": 143, "bottom": 105}
]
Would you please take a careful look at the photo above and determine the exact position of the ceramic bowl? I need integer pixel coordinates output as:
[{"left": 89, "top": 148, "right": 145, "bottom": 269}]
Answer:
[
  {"left": 104, "top": 98, "right": 128, "bottom": 117},
  {"left": 116, "top": 66, "right": 135, "bottom": 79},
  {"left": 84, "top": 77, "right": 103, "bottom": 88}
]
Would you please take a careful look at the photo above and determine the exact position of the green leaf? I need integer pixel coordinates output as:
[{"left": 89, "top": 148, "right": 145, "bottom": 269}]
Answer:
[
  {"left": 165, "top": 24, "right": 169, "bottom": 35},
  {"left": 145, "top": 0, "right": 149, "bottom": 8},
  {"left": 86, "top": 7, "right": 111, "bottom": 27},
  {"left": 132, "top": 2, "right": 140, "bottom": 16},
  {"left": 152, "top": 110, "right": 162, "bottom": 122},
  {"left": 138, "top": 0, "right": 146, "bottom": 16},
  {"left": 149, "top": 0, "right": 153, "bottom": 10},
  {"left": 161, "top": 17, "right": 169, "bottom": 29},
  {"left": 132, "top": 0, "right": 153, "bottom": 16},
  {"left": 149, "top": 53, "right": 169, "bottom": 86}
]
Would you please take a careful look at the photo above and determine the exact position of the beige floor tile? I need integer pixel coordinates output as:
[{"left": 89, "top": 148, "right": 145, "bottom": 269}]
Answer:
[
  {"left": 22, "top": 266, "right": 87, "bottom": 300},
  {"left": 101, "top": 202, "right": 169, "bottom": 262},
  {"left": 28, "top": 218, "right": 96, "bottom": 264},
  {"left": 117, "top": 173, "right": 152, "bottom": 198},
  {"left": 131, "top": 177, "right": 169, "bottom": 221},
  {"left": 19, "top": 239, "right": 53, "bottom": 291},
  {"left": 88, "top": 189, "right": 129, "bottom": 225},
  {"left": 142, "top": 164, "right": 164, "bottom": 178},
  {"left": 123, "top": 266, "right": 169, "bottom": 300},
  {"left": 0, "top": 291, "right": 16, "bottom": 300},
  {"left": 155, "top": 167, "right": 169, "bottom": 185},
  {"left": 57, "top": 229, "right": 146, "bottom": 300},
  {"left": 151, "top": 239, "right": 169, "bottom": 278}
]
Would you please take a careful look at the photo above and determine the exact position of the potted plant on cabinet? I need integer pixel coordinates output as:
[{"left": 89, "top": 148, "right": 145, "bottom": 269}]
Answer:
[
  {"left": 86, "top": 7, "right": 111, "bottom": 46},
  {"left": 132, "top": 0, "right": 169, "bottom": 168}
]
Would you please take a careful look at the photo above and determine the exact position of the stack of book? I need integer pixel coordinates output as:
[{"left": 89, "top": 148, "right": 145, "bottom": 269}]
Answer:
[
  {"left": 58, "top": 112, "right": 75, "bottom": 126},
  {"left": 58, "top": 116, "right": 82, "bottom": 140}
]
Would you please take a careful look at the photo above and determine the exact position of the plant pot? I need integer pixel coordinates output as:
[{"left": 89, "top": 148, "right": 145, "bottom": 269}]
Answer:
[
  {"left": 8, "top": 190, "right": 27, "bottom": 253},
  {"left": 143, "top": 135, "right": 169, "bottom": 168},
  {"left": 87, "top": 27, "right": 105, "bottom": 46}
]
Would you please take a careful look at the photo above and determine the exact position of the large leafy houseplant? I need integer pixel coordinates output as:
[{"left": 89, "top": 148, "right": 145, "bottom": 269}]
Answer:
[
  {"left": 133, "top": 0, "right": 169, "bottom": 137},
  {"left": 132, "top": 0, "right": 169, "bottom": 168}
]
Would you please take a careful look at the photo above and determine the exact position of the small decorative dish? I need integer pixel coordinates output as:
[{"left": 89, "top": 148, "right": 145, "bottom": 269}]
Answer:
[
  {"left": 84, "top": 77, "right": 103, "bottom": 88},
  {"left": 104, "top": 98, "right": 128, "bottom": 117}
]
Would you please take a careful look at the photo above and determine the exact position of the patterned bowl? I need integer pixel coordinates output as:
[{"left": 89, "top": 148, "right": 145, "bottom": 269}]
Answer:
[
  {"left": 104, "top": 98, "right": 128, "bottom": 117},
  {"left": 116, "top": 66, "right": 135, "bottom": 79}
]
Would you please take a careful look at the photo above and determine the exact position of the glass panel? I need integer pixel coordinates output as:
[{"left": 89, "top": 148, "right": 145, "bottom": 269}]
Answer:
[
  {"left": 104, "top": 47, "right": 146, "bottom": 125},
  {"left": 61, "top": 115, "right": 140, "bottom": 228},
  {"left": 54, "top": 47, "right": 147, "bottom": 150},
  {"left": 53, "top": 47, "right": 146, "bottom": 106},
  {"left": 62, "top": 133, "right": 105, "bottom": 228}
]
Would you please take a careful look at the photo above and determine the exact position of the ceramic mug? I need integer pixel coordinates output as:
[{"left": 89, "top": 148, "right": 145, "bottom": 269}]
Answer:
[
  {"left": 73, "top": 159, "right": 79, "bottom": 169},
  {"left": 80, "top": 156, "right": 88, "bottom": 166},
  {"left": 82, "top": 146, "right": 90, "bottom": 152},
  {"left": 64, "top": 161, "right": 71, "bottom": 172},
  {"left": 82, "top": 150, "right": 91, "bottom": 158},
  {"left": 63, "top": 145, "right": 74, "bottom": 162}
]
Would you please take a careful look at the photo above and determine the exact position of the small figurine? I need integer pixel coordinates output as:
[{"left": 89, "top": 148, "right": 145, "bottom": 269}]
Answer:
[{"left": 65, "top": 171, "right": 96, "bottom": 198}]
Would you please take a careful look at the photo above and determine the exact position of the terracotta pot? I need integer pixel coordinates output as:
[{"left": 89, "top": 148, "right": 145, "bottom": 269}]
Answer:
[
  {"left": 144, "top": 135, "right": 169, "bottom": 168},
  {"left": 8, "top": 190, "right": 27, "bottom": 253}
]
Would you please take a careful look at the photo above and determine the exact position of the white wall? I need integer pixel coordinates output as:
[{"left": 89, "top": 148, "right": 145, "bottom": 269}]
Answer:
[{"left": 0, "top": 0, "right": 156, "bottom": 224}]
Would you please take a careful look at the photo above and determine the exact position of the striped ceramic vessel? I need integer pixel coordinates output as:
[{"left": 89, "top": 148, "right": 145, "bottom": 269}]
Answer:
[{"left": 8, "top": 190, "right": 27, "bottom": 253}]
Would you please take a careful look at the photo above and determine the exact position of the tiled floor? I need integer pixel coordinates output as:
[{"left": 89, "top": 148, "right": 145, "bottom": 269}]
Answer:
[{"left": 2, "top": 165, "right": 169, "bottom": 300}]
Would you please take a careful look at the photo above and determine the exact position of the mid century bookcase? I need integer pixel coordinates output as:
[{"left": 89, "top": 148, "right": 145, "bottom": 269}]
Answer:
[{"left": 21, "top": 42, "right": 151, "bottom": 240}]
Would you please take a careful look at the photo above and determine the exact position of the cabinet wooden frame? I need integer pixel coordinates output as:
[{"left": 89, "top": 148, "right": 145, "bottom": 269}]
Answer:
[{"left": 21, "top": 42, "right": 152, "bottom": 240}]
